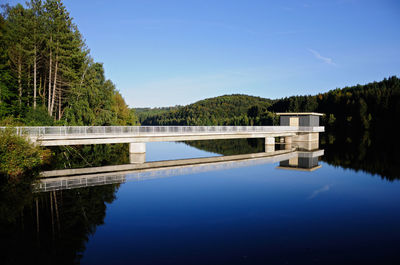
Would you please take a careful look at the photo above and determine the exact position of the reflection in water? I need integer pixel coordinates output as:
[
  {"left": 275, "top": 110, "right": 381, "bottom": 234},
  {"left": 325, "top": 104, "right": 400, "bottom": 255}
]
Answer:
[
  {"left": 277, "top": 150, "right": 323, "bottom": 171},
  {"left": 1, "top": 135, "right": 400, "bottom": 264},
  {"left": 320, "top": 130, "right": 400, "bottom": 181},
  {"left": 43, "top": 144, "right": 130, "bottom": 171},
  {"left": 35, "top": 149, "right": 324, "bottom": 192},
  {"left": 0, "top": 180, "right": 119, "bottom": 265},
  {"left": 186, "top": 137, "right": 400, "bottom": 180}
]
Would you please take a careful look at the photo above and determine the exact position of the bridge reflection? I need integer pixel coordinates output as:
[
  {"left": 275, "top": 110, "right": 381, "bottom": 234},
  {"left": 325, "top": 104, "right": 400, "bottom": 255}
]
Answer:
[{"left": 34, "top": 149, "right": 324, "bottom": 192}]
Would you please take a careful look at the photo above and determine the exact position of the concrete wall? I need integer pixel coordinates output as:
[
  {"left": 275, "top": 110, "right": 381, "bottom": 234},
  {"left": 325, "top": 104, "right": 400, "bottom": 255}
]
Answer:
[
  {"left": 280, "top": 115, "right": 319, "bottom": 126},
  {"left": 280, "top": 116, "right": 290, "bottom": 126},
  {"left": 298, "top": 157, "right": 319, "bottom": 168},
  {"left": 279, "top": 156, "right": 319, "bottom": 169},
  {"left": 293, "top": 132, "right": 319, "bottom": 142}
]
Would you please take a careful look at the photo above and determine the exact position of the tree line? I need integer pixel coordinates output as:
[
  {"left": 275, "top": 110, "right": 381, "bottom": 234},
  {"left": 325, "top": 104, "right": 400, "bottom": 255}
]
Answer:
[
  {"left": 138, "top": 76, "right": 400, "bottom": 137},
  {"left": 268, "top": 76, "right": 400, "bottom": 135},
  {"left": 138, "top": 94, "right": 277, "bottom": 126},
  {"left": 0, "top": 0, "right": 137, "bottom": 126}
]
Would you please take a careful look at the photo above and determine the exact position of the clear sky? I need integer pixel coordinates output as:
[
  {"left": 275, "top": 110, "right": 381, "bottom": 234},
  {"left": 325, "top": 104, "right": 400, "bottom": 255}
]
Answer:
[{"left": 6, "top": 0, "right": 400, "bottom": 107}]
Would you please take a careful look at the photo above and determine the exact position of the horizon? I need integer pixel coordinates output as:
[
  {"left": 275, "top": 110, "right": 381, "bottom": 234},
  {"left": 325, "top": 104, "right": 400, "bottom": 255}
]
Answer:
[
  {"left": 133, "top": 75, "right": 398, "bottom": 109},
  {"left": 5, "top": 0, "right": 400, "bottom": 108}
]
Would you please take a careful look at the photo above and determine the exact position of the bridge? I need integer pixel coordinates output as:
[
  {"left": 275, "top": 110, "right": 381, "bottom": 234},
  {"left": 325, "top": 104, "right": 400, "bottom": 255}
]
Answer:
[{"left": 2, "top": 113, "right": 324, "bottom": 163}]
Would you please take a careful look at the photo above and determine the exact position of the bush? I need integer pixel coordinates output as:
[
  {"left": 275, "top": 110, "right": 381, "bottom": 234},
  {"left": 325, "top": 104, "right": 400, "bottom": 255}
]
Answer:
[
  {"left": 0, "top": 128, "right": 51, "bottom": 179},
  {"left": 23, "top": 106, "right": 54, "bottom": 126},
  {"left": 0, "top": 116, "right": 24, "bottom": 126}
]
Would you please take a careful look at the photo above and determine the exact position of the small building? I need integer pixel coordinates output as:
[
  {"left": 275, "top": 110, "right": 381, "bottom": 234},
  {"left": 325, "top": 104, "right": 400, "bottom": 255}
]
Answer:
[{"left": 276, "top": 112, "right": 323, "bottom": 127}]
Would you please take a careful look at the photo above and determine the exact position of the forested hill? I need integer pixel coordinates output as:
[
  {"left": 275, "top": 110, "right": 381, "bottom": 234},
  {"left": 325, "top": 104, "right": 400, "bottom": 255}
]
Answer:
[
  {"left": 0, "top": 0, "right": 137, "bottom": 126},
  {"left": 138, "top": 94, "right": 275, "bottom": 125},
  {"left": 137, "top": 76, "right": 400, "bottom": 134},
  {"left": 268, "top": 76, "right": 400, "bottom": 134}
]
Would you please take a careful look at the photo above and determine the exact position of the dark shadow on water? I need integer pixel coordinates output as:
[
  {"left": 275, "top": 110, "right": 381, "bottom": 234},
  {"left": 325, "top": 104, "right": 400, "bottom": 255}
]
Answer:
[
  {"left": 320, "top": 129, "right": 400, "bottom": 181},
  {"left": 0, "top": 176, "right": 119, "bottom": 265}
]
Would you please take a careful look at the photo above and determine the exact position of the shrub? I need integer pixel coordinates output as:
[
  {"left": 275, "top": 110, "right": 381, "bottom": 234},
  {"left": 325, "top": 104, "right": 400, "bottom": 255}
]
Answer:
[
  {"left": 23, "top": 106, "right": 54, "bottom": 126},
  {"left": 0, "top": 128, "right": 51, "bottom": 179}
]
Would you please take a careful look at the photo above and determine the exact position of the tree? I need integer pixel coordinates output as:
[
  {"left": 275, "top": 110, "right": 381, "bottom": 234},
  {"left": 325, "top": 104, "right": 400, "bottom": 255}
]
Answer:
[{"left": 0, "top": 1, "right": 137, "bottom": 125}]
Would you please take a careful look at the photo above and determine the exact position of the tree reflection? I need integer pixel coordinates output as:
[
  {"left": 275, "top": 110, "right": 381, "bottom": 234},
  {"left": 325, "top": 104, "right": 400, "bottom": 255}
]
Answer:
[
  {"left": 0, "top": 143, "right": 126, "bottom": 264},
  {"left": 320, "top": 129, "right": 400, "bottom": 181},
  {"left": 0, "top": 181, "right": 119, "bottom": 265},
  {"left": 184, "top": 133, "right": 400, "bottom": 181},
  {"left": 44, "top": 143, "right": 130, "bottom": 170},
  {"left": 183, "top": 138, "right": 265, "bottom": 156}
]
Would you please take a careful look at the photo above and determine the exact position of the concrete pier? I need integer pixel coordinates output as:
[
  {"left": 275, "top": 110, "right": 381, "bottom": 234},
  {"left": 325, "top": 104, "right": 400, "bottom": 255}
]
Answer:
[
  {"left": 129, "top": 142, "right": 146, "bottom": 153},
  {"left": 129, "top": 143, "right": 146, "bottom": 164},
  {"left": 265, "top": 137, "right": 275, "bottom": 152}
]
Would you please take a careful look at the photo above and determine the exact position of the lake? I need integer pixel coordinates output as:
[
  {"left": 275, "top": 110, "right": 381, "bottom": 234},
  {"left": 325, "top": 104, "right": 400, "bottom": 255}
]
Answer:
[{"left": 1, "top": 136, "right": 400, "bottom": 265}]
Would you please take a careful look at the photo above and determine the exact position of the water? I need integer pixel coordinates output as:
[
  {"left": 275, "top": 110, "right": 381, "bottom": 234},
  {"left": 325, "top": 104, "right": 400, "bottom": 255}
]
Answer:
[{"left": 1, "top": 138, "right": 400, "bottom": 265}]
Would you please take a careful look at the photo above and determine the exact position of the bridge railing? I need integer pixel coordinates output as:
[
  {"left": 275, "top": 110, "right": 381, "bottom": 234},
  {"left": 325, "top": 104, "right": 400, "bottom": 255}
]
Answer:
[
  {"left": 0, "top": 126, "right": 323, "bottom": 136},
  {"left": 0, "top": 125, "right": 323, "bottom": 136}
]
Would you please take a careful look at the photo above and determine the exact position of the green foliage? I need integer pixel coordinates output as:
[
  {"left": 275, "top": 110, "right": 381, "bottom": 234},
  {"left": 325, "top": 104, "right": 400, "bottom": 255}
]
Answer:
[
  {"left": 269, "top": 76, "right": 400, "bottom": 135},
  {"left": 23, "top": 106, "right": 54, "bottom": 125},
  {"left": 0, "top": 1, "right": 137, "bottom": 126},
  {"left": 0, "top": 116, "right": 24, "bottom": 126},
  {"left": 138, "top": 94, "right": 274, "bottom": 125},
  {"left": 136, "top": 106, "right": 180, "bottom": 124},
  {"left": 139, "top": 76, "right": 399, "bottom": 132},
  {"left": 0, "top": 128, "right": 51, "bottom": 178}
]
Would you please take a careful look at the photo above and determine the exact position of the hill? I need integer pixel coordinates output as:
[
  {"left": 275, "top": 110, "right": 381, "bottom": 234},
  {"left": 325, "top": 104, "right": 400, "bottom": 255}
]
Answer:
[
  {"left": 136, "top": 76, "right": 400, "bottom": 135},
  {"left": 138, "top": 94, "right": 275, "bottom": 125}
]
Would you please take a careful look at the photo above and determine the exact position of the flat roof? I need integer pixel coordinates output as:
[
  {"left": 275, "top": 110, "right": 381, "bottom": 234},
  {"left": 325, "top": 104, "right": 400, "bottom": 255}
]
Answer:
[{"left": 276, "top": 112, "right": 324, "bottom": 116}]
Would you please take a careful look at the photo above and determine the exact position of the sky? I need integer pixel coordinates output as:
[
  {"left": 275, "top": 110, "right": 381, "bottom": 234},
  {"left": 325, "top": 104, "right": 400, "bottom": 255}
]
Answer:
[{"left": 6, "top": 0, "right": 400, "bottom": 107}]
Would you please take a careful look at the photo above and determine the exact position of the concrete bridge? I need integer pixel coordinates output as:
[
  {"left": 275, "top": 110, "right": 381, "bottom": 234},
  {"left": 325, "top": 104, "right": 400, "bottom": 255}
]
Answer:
[{"left": 3, "top": 112, "right": 324, "bottom": 163}]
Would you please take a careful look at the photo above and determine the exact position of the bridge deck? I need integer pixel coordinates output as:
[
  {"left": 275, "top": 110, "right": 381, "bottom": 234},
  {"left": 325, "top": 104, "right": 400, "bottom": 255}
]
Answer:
[{"left": 1, "top": 125, "right": 324, "bottom": 146}]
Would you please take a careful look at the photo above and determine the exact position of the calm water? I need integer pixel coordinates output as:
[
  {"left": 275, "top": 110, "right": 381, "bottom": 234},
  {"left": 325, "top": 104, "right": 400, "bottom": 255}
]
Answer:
[{"left": 1, "top": 139, "right": 400, "bottom": 265}]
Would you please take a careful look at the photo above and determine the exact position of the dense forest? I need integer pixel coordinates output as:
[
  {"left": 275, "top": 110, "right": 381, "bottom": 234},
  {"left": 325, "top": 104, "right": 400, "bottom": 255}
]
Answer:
[
  {"left": 268, "top": 76, "right": 400, "bottom": 135},
  {"left": 0, "top": 0, "right": 137, "bottom": 126},
  {"left": 136, "top": 106, "right": 180, "bottom": 124},
  {"left": 138, "top": 76, "right": 400, "bottom": 134},
  {"left": 138, "top": 94, "right": 277, "bottom": 126}
]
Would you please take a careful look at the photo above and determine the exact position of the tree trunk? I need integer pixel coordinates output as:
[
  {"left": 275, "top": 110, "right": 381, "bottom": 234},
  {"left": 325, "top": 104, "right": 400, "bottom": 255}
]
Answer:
[
  {"left": 42, "top": 75, "right": 46, "bottom": 106},
  {"left": 33, "top": 45, "right": 37, "bottom": 109},
  {"left": 50, "top": 58, "right": 58, "bottom": 116},
  {"left": 18, "top": 54, "right": 22, "bottom": 107},
  {"left": 48, "top": 48, "right": 52, "bottom": 115},
  {"left": 58, "top": 85, "right": 62, "bottom": 120}
]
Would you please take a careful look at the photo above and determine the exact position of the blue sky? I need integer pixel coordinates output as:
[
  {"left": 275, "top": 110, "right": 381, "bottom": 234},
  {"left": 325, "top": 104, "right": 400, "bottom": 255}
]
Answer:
[{"left": 7, "top": 0, "right": 400, "bottom": 107}]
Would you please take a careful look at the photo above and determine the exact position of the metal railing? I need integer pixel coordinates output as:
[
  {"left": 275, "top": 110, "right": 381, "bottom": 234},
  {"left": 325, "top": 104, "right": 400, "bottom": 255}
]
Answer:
[{"left": 0, "top": 125, "right": 323, "bottom": 137}]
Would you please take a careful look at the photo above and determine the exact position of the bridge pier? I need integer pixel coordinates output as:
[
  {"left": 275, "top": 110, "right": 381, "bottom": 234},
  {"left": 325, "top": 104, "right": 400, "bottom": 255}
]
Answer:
[
  {"left": 265, "top": 137, "right": 275, "bottom": 153},
  {"left": 129, "top": 143, "right": 146, "bottom": 164},
  {"left": 284, "top": 136, "right": 292, "bottom": 150}
]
